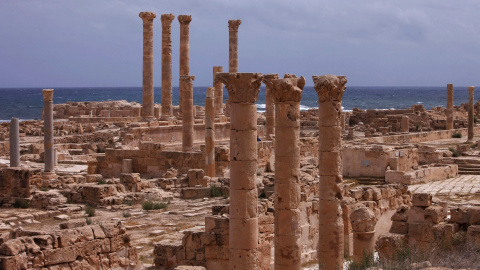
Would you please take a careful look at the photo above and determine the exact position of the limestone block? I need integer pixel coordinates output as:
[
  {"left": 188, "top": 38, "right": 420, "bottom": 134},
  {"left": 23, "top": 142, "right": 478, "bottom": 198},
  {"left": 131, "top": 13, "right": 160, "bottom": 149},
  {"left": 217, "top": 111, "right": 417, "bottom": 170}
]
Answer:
[
  {"left": 350, "top": 207, "right": 377, "bottom": 232},
  {"left": 43, "top": 246, "right": 77, "bottom": 266},
  {"left": 432, "top": 222, "right": 455, "bottom": 242},
  {"left": 466, "top": 225, "right": 480, "bottom": 248},
  {"left": 389, "top": 221, "right": 408, "bottom": 234},
  {"left": 0, "top": 239, "right": 25, "bottom": 256},
  {"left": 205, "top": 216, "right": 229, "bottom": 235},
  {"left": 408, "top": 223, "right": 433, "bottom": 245},
  {"left": 412, "top": 193, "right": 432, "bottom": 207},
  {"left": 375, "top": 233, "right": 407, "bottom": 260},
  {"left": 450, "top": 207, "right": 470, "bottom": 224},
  {"left": 229, "top": 218, "right": 258, "bottom": 249},
  {"left": 407, "top": 206, "right": 428, "bottom": 224},
  {"left": 469, "top": 206, "right": 480, "bottom": 225},
  {"left": 424, "top": 205, "right": 445, "bottom": 224}
]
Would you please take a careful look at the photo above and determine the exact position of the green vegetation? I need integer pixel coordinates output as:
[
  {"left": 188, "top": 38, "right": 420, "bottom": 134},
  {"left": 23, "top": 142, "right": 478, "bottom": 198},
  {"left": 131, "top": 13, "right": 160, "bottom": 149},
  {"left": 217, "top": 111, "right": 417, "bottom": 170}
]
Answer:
[
  {"left": 142, "top": 200, "right": 169, "bottom": 211},
  {"left": 97, "top": 179, "right": 107, "bottom": 185},
  {"left": 14, "top": 200, "right": 29, "bottom": 209},
  {"left": 452, "top": 132, "right": 462, "bottom": 138},
  {"left": 85, "top": 217, "right": 92, "bottom": 225},
  {"left": 449, "top": 147, "right": 460, "bottom": 157},
  {"left": 85, "top": 205, "right": 96, "bottom": 217}
]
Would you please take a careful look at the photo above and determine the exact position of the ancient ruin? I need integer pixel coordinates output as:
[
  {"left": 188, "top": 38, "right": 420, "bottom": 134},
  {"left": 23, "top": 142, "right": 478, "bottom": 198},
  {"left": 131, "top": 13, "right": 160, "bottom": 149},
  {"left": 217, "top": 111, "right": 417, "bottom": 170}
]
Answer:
[
  {"left": 262, "top": 73, "right": 279, "bottom": 140},
  {"left": 178, "top": 15, "right": 192, "bottom": 115},
  {"left": 139, "top": 11, "right": 156, "bottom": 121},
  {"left": 9, "top": 118, "right": 19, "bottom": 167},
  {"left": 228, "top": 20, "right": 241, "bottom": 73},
  {"left": 161, "top": 13, "right": 175, "bottom": 120}
]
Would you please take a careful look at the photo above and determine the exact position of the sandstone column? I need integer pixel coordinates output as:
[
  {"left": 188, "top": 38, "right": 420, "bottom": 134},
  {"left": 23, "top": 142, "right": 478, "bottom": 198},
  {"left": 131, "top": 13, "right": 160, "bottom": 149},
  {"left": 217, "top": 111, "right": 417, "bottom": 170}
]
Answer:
[
  {"left": 262, "top": 74, "right": 279, "bottom": 140},
  {"left": 215, "top": 72, "right": 263, "bottom": 270},
  {"left": 9, "top": 117, "right": 20, "bottom": 167},
  {"left": 313, "top": 75, "right": 347, "bottom": 270},
  {"left": 468, "top": 86, "right": 475, "bottom": 141},
  {"left": 178, "top": 15, "right": 192, "bottom": 115},
  {"left": 270, "top": 74, "right": 305, "bottom": 270},
  {"left": 43, "top": 89, "right": 55, "bottom": 173},
  {"left": 446, "top": 84, "right": 454, "bottom": 130},
  {"left": 213, "top": 66, "right": 224, "bottom": 116},
  {"left": 160, "top": 14, "right": 175, "bottom": 120},
  {"left": 205, "top": 87, "right": 215, "bottom": 177},
  {"left": 181, "top": 75, "right": 195, "bottom": 152},
  {"left": 401, "top": 116, "right": 409, "bottom": 133},
  {"left": 139, "top": 12, "right": 156, "bottom": 121},
  {"left": 350, "top": 207, "right": 377, "bottom": 264},
  {"left": 228, "top": 20, "right": 241, "bottom": 73}
]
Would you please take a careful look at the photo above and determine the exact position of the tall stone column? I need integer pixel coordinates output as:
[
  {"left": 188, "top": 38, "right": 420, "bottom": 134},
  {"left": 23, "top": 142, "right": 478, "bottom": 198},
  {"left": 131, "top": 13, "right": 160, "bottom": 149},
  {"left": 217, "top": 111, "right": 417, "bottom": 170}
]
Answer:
[
  {"left": 181, "top": 75, "right": 195, "bottom": 152},
  {"left": 139, "top": 12, "right": 156, "bottom": 121},
  {"left": 205, "top": 87, "right": 215, "bottom": 177},
  {"left": 215, "top": 72, "right": 263, "bottom": 270},
  {"left": 270, "top": 74, "right": 305, "bottom": 270},
  {"left": 9, "top": 117, "right": 20, "bottom": 167},
  {"left": 43, "top": 89, "right": 55, "bottom": 173},
  {"left": 313, "top": 75, "right": 347, "bottom": 270},
  {"left": 228, "top": 20, "right": 241, "bottom": 73},
  {"left": 468, "top": 86, "right": 475, "bottom": 141},
  {"left": 160, "top": 14, "right": 175, "bottom": 120},
  {"left": 262, "top": 74, "right": 279, "bottom": 140},
  {"left": 213, "top": 66, "right": 224, "bottom": 116},
  {"left": 446, "top": 84, "right": 454, "bottom": 130},
  {"left": 178, "top": 15, "right": 192, "bottom": 115}
]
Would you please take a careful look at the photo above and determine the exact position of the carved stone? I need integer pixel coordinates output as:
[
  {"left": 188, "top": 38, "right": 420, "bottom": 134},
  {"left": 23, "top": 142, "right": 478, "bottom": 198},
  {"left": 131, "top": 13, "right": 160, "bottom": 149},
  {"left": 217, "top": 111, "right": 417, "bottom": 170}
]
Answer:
[
  {"left": 215, "top": 73, "right": 262, "bottom": 103},
  {"left": 205, "top": 87, "right": 215, "bottom": 177},
  {"left": 262, "top": 74, "right": 279, "bottom": 140},
  {"left": 42, "top": 89, "right": 55, "bottom": 173},
  {"left": 160, "top": 14, "right": 175, "bottom": 120},
  {"left": 350, "top": 207, "right": 377, "bottom": 264},
  {"left": 228, "top": 20, "right": 241, "bottom": 73},
  {"left": 9, "top": 117, "right": 20, "bottom": 167},
  {"left": 180, "top": 75, "right": 195, "bottom": 152},
  {"left": 446, "top": 84, "right": 454, "bottom": 130},
  {"left": 178, "top": 15, "right": 192, "bottom": 115},
  {"left": 139, "top": 12, "right": 156, "bottom": 120},
  {"left": 468, "top": 86, "right": 475, "bottom": 141},
  {"left": 213, "top": 66, "right": 224, "bottom": 116}
]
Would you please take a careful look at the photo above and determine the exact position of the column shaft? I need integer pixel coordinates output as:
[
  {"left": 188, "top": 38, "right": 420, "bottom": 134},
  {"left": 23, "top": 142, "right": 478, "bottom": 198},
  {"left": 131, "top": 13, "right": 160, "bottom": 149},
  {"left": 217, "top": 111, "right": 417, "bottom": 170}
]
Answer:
[
  {"left": 161, "top": 14, "right": 175, "bottom": 120},
  {"left": 446, "top": 84, "right": 454, "bottom": 130},
  {"left": 139, "top": 12, "right": 156, "bottom": 120},
  {"left": 43, "top": 89, "right": 55, "bottom": 172},
  {"left": 213, "top": 66, "right": 224, "bottom": 116},
  {"left": 178, "top": 15, "right": 192, "bottom": 115},
  {"left": 468, "top": 86, "right": 475, "bottom": 141},
  {"left": 262, "top": 74, "right": 279, "bottom": 140},
  {"left": 228, "top": 20, "right": 241, "bottom": 73},
  {"left": 181, "top": 75, "right": 195, "bottom": 152},
  {"left": 9, "top": 117, "right": 20, "bottom": 167},
  {"left": 205, "top": 87, "right": 215, "bottom": 177}
]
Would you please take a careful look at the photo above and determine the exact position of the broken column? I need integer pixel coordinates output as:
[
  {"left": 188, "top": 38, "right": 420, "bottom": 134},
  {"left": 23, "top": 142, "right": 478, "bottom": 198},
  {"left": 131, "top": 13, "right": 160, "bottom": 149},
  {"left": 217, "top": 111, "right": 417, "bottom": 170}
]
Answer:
[
  {"left": 271, "top": 74, "right": 305, "bottom": 270},
  {"left": 468, "top": 86, "right": 475, "bottom": 141},
  {"left": 228, "top": 20, "right": 241, "bottom": 73},
  {"left": 401, "top": 116, "right": 409, "bottom": 133},
  {"left": 215, "top": 72, "right": 263, "bottom": 270},
  {"left": 139, "top": 12, "right": 156, "bottom": 121},
  {"left": 262, "top": 73, "right": 279, "bottom": 140},
  {"left": 160, "top": 13, "right": 175, "bottom": 120},
  {"left": 350, "top": 207, "right": 377, "bottom": 264},
  {"left": 313, "top": 75, "right": 347, "bottom": 270},
  {"left": 205, "top": 87, "right": 215, "bottom": 177},
  {"left": 9, "top": 117, "right": 20, "bottom": 167},
  {"left": 178, "top": 15, "right": 192, "bottom": 115},
  {"left": 181, "top": 75, "right": 195, "bottom": 152},
  {"left": 42, "top": 89, "right": 55, "bottom": 173},
  {"left": 213, "top": 66, "right": 224, "bottom": 116},
  {"left": 446, "top": 84, "right": 454, "bottom": 130}
]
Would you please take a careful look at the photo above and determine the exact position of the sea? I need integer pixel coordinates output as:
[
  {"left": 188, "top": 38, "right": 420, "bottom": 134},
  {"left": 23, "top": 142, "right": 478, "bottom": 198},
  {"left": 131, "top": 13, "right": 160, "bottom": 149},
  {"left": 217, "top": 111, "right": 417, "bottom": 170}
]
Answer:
[{"left": 0, "top": 86, "right": 474, "bottom": 122}]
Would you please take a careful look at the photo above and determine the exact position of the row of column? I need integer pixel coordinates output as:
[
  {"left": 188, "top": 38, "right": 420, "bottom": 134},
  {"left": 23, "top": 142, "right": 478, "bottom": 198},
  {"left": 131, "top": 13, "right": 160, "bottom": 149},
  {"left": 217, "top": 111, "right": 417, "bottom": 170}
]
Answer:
[{"left": 446, "top": 84, "right": 476, "bottom": 141}]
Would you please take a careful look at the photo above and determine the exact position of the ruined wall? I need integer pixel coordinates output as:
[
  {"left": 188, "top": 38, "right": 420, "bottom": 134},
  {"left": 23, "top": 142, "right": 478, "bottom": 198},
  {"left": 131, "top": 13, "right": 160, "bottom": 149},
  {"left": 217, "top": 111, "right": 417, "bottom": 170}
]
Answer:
[
  {"left": 54, "top": 100, "right": 142, "bottom": 119},
  {"left": 0, "top": 168, "right": 41, "bottom": 199}
]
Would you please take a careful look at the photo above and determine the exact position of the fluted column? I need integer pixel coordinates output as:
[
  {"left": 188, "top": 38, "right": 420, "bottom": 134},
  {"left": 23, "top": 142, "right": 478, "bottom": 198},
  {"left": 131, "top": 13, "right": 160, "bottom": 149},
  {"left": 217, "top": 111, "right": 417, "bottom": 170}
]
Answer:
[
  {"left": 181, "top": 75, "right": 195, "bottom": 152},
  {"left": 178, "top": 15, "right": 192, "bottom": 115},
  {"left": 262, "top": 74, "right": 279, "bottom": 140},
  {"left": 205, "top": 87, "right": 215, "bottom": 177},
  {"left": 271, "top": 74, "right": 305, "bottom": 270},
  {"left": 228, "top": 20, "right": 241, "bottom": 73},
  {"left": 161, "top": 14, "right": 175, "bottom": 120},
  {"left": 446, "top": 84, "right": 454, "bottom": 130},
  {"left": 139, "top": 12, "right": 156, "bottom": 120},
  {"left": 213, "top": 66, "right": 224, "bottom": 116},
  {"left": 468, "top": 86, "right": 475, "bottom": 141},
  {"left": 215, "top": 72, "right": 263, "bottom": 270},
  {"left": 43, "top": 89, "right": 55, "bottom": 173},
  {"left": 9, "top": 117, "right": 20, "bottom": 167},
  {"left": 313, "top": 75, "right": 347, "bottom": 270}
]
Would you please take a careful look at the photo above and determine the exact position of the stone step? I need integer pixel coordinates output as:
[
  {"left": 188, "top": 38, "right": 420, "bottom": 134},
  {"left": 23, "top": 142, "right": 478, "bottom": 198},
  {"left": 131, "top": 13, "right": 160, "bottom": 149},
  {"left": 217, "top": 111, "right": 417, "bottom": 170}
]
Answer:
[
  {"left": 458, "top": 170, "right": 480, "bottom": 175},
  {"left": 356, "top": 178, "right": 385, "bottom": 185}
]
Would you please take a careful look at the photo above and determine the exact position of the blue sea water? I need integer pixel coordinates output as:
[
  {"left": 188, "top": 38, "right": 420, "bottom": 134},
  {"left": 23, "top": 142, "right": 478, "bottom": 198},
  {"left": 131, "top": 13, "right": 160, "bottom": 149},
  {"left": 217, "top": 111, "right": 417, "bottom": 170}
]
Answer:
[{"left": 0, "top": 86, "right": 474, "bottom": 121}]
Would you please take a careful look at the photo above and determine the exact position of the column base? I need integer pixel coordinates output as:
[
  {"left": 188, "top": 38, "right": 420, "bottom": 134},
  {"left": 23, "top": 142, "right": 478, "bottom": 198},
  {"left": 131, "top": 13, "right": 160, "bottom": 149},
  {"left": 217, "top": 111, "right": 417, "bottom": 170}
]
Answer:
[
  {"left": 141, "top": 116, "right": 157, "bottom": 122},
  {"left": 160, "top": 115, "right": 175, "bottom": 121},
  {"left": 42, "top": 172, "right": 59, "bottom": 188}
]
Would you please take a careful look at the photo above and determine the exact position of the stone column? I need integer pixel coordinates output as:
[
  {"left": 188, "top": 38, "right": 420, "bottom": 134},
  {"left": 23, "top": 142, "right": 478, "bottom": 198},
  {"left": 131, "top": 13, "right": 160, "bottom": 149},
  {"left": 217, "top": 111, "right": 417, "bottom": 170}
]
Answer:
[
  {"left": 9, "top": 118, "right": 20, "bottom": 167},
  {"left": 178, "top": 15, "right": 192, "bottom": 115},
  {"left": 43, "top": 89, "right": 55, "bottom": 173},
  {"left": 401, "top": 116, "right": 409, "bottom": 133},
  {"left": 160, "top": 14, "right": 175, "bottom": 120},
  {"left": 215, "top": 72, "right": 263, "bottom": 270},
  {"left": 139, "top": 12, "right": 156, "bottom": 121},
  {"left": 313, "top": 75, "right": 347, "bottom": 270},
  {"left": 340, "top": 113, "right": 346, "bottom": 131},
  {"left": 262, "top": 74, "right": 279, "bottom": 140},
  {"left": 350, "top": 207, "right": 377, "bottom": 264},
  {"left": 446, "top": 84, "right": 454, "bottom": 130},
  {"left": 468, "top": 86, "right": 475, "bottom": 141},
  {"left": 228, "top": 20, "right": 241, "bottom": 73},
  {"left": 181, "top": 75, "right": 195, "bottom": 152},
  {"left": 205, "top": 87, "right": 215, "bottom": 177},
  {"left": 270, "top": 74, "right": 305, "bottom": 270},
  {"left": 213, "top": 66, "right": 224, "bottom": 116}
]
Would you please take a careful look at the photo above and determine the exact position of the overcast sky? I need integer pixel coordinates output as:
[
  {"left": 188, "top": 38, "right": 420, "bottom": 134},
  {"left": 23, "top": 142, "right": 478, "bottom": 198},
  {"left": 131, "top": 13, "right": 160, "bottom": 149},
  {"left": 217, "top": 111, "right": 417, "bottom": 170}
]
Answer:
[{"left": 1, "top": 0, "right": 479, "bottom": 87}]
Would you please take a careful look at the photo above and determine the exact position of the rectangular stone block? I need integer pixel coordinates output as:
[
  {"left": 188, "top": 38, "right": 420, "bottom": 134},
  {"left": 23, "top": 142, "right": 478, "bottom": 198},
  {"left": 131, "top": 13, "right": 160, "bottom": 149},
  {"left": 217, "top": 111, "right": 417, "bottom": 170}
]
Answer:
[
  {"left": 229, "top": 218, "right": 258, "bottom": 249},
  {"left": 412, "top": 193, "right": 432, "bottom": 207},
  {"left": 43, "top": 246, "right": 77, "bottom": 266}
]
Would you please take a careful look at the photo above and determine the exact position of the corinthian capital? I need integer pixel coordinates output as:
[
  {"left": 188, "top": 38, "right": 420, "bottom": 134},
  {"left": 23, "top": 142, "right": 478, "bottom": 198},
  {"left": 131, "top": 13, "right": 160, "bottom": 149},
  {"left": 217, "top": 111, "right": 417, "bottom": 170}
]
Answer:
[
  {"left": 178, "top": 15, "right": 192, "bottom": 25},
  {"left": 215, "top": 73, "right": 263, "bottom": 103},
  {"left": 139, "top": 11, "right": 156, "bottom": 22},
  {"left": 228, "top": 20, "right": 241, "bottom": 31},
  {"left": 42, "top": 89, "right": 54, "bottom": 102},
  {"left": 312, "top": 75, "right": 347, "bottom": 102},
  {"left": 270, "top": 75, "right": 305, "bottom": 103},
  {"left": 161, "top": 14, "right": 175, "bottom": 26},
  {"left": 262, "top": 73, "right": 279, "bottom": 88}
]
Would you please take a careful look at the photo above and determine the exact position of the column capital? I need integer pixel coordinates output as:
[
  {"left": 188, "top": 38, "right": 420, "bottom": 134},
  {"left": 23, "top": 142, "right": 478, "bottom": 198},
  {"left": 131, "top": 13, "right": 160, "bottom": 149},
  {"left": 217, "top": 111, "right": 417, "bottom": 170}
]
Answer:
[
  {"left": 42, "top": 89, "right": 54, "bottom": 102},
  {"left": 139, "top": 11, "right": 156, "bottom": 21},
  {"left": 262, "top": 73, "right": 279, "bottom": 88},
  {"left": 180, "top": 75, "right": 195, "bottom": 83},
  {"left": 228, "top": 20, "right": 242, "bottom": 31},
  {"left": 178, "top": 15, "right": 192, "bottom": 25},
  {"left": 312, "top": 75, "right": 347, "bottom": 102},
  {"left": 271, "top": 75, "right": 305, "bottom": 103},
  {"left": 469, "top": 86, "right": 475, "bottom": 93},
  {"left": 215, "top": 73, "right": 262, "bottom": 103},
  {"left": 161, "top": 13, "right": 175, "bottom": 25},
  {"left": 206, "top": 87, "right": 215, "bottom": 98}
]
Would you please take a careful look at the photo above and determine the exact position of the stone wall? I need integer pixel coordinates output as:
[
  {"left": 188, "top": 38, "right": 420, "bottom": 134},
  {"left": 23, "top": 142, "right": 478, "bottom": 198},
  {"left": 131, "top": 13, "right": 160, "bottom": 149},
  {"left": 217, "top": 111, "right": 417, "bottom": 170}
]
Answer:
[
  {"left": 0, "top": 168, "right": 41, "bottom": 199},
  {"left": 53, "top": 100, "right": 142, "bottom": 119}
]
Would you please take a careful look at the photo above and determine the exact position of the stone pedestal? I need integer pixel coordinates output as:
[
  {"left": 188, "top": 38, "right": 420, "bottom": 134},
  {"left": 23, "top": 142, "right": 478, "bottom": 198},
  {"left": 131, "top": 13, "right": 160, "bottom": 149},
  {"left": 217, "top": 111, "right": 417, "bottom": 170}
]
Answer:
[
  {"left": 401, "top": 116, "right": 409, "bottom": 133},
  {"left": 139, "top": 12, "right": 156, "bottom": 121},
  {"left": 42, "top": 89, "right": 55, "bottom": 173},
  {"left": 228, "top": 20, "right": 241, "bottom": 73},
  {"left": 446, "top": 84, "right": 454, "bottom": 130},
  {"left": 350, "top": 207, "right": 377, "bottom": 264},
  {"left": 9, "top": 117, "right": 20, "bottom": 167},
  {"left": 181, "top": 75, "right": 195, "bottom": 152},
  {"left": 468, "top": 86, "right": 475, "bottom": 141},
  {"left": 213, "top": 66, "right": 224, "bottom": 116},
  {"left": 178, "top": 15, "right": 192, "bottom": 115},
  {"left": 215, "top": 72, "right": 263, "bottom": 270},
  {"left": 271, "top": 74, "right": 305, "bottom": 270},
  {"left": 205, "top": 87, "right": 215, "bottom": 177},
  {"left": 313, "top": 75, "right": 347, "bottom": 270},
  {"left": 262, "top": 74, "right": 279, "bottom": 140},
  {"left": 161, "top": 14, "right": 175, "bottom": 120}
]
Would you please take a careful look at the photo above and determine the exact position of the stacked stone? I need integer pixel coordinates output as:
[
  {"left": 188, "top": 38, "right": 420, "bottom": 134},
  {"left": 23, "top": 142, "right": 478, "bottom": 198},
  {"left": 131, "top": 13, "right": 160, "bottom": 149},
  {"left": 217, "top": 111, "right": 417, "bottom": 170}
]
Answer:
[
  {"left": 313, "top": 75, "right": 347, "bottom": 270},
  {"left": 178, "top": 15, "right": 192, "bottom": 115},
  {"left": 213, "top": 66, "right": 224, "bottom": 116},
  {"left": 270, "top": 74, "right": 305, "bottom": 270},
  {"left": 205, "top": 87, "right": 215, "bottom": 177},
  {"left": 42, "top": 89, "right": 55, "bottom": 174},
  {"left": 228, "top": 20, "right": 241, "bottom": 73},
  {"left": 262, "top": 74, "right": 279, "bottom": 140},
  {"left": 161, "top": 14, "right": 175, "bottom": 120},
  {"left": 401, "top": 116, "right": 409, "bottom": 133},
  {"left": 139, "top": 12, "right": 156, "bottom": 121},
  {"left": 9, "top": 117, "right": 20, "bottom": 167},
  {"left": 215, "top": 72, "right": 263, "bottom": 269},
  {"left": 446, "top": 84, "right": 454, "bottom": 130},
  {"left": 350, "top": 207, "right": 377, "bottom": 263},
  {"left": 468, "top": 86, "right": 475, "bottom": 141},
  {"left": 181, "top": 75, "right": 195, "bottom": 152}
]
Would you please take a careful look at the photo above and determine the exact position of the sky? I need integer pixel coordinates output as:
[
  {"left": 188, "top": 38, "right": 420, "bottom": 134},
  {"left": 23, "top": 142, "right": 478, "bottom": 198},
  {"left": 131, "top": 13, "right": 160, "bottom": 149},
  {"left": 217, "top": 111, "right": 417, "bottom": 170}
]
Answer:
[{"left": 0, "top": 0, "right": 479, "bottom": 88}]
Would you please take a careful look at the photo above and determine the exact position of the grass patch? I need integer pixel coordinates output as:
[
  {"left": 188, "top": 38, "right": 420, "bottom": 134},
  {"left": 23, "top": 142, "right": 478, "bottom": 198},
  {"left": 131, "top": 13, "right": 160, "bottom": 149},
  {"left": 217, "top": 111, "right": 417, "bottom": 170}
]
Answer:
[
  {"left": 123, "top": 200, "right": 134, "bottom": 206},
  {"left": 452, "top": 132, "right": 462, "bottom": 138},
  {"left": 85, "top": 217, "right": 92, "bottom": 225},
  {"left": 210, "top": 185, "right": 223, "bottom": 197},
  {"left": 14, "top": 200, "right": 29, "bottom": 209},
  {"left": 122, "top": 211, "right": 131, "bottom": 218},
  {"left": 142, "top": 200, "right": 169, "bottom": 211},
  {"left": 97, "top": 179, "right": 107, "bottom": 185},
  {"left": 449, "top": 147, "right": 460, "bottom": 157},
  {"left": 85, "top": 205, "right": 96, "bottom": 217}
]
